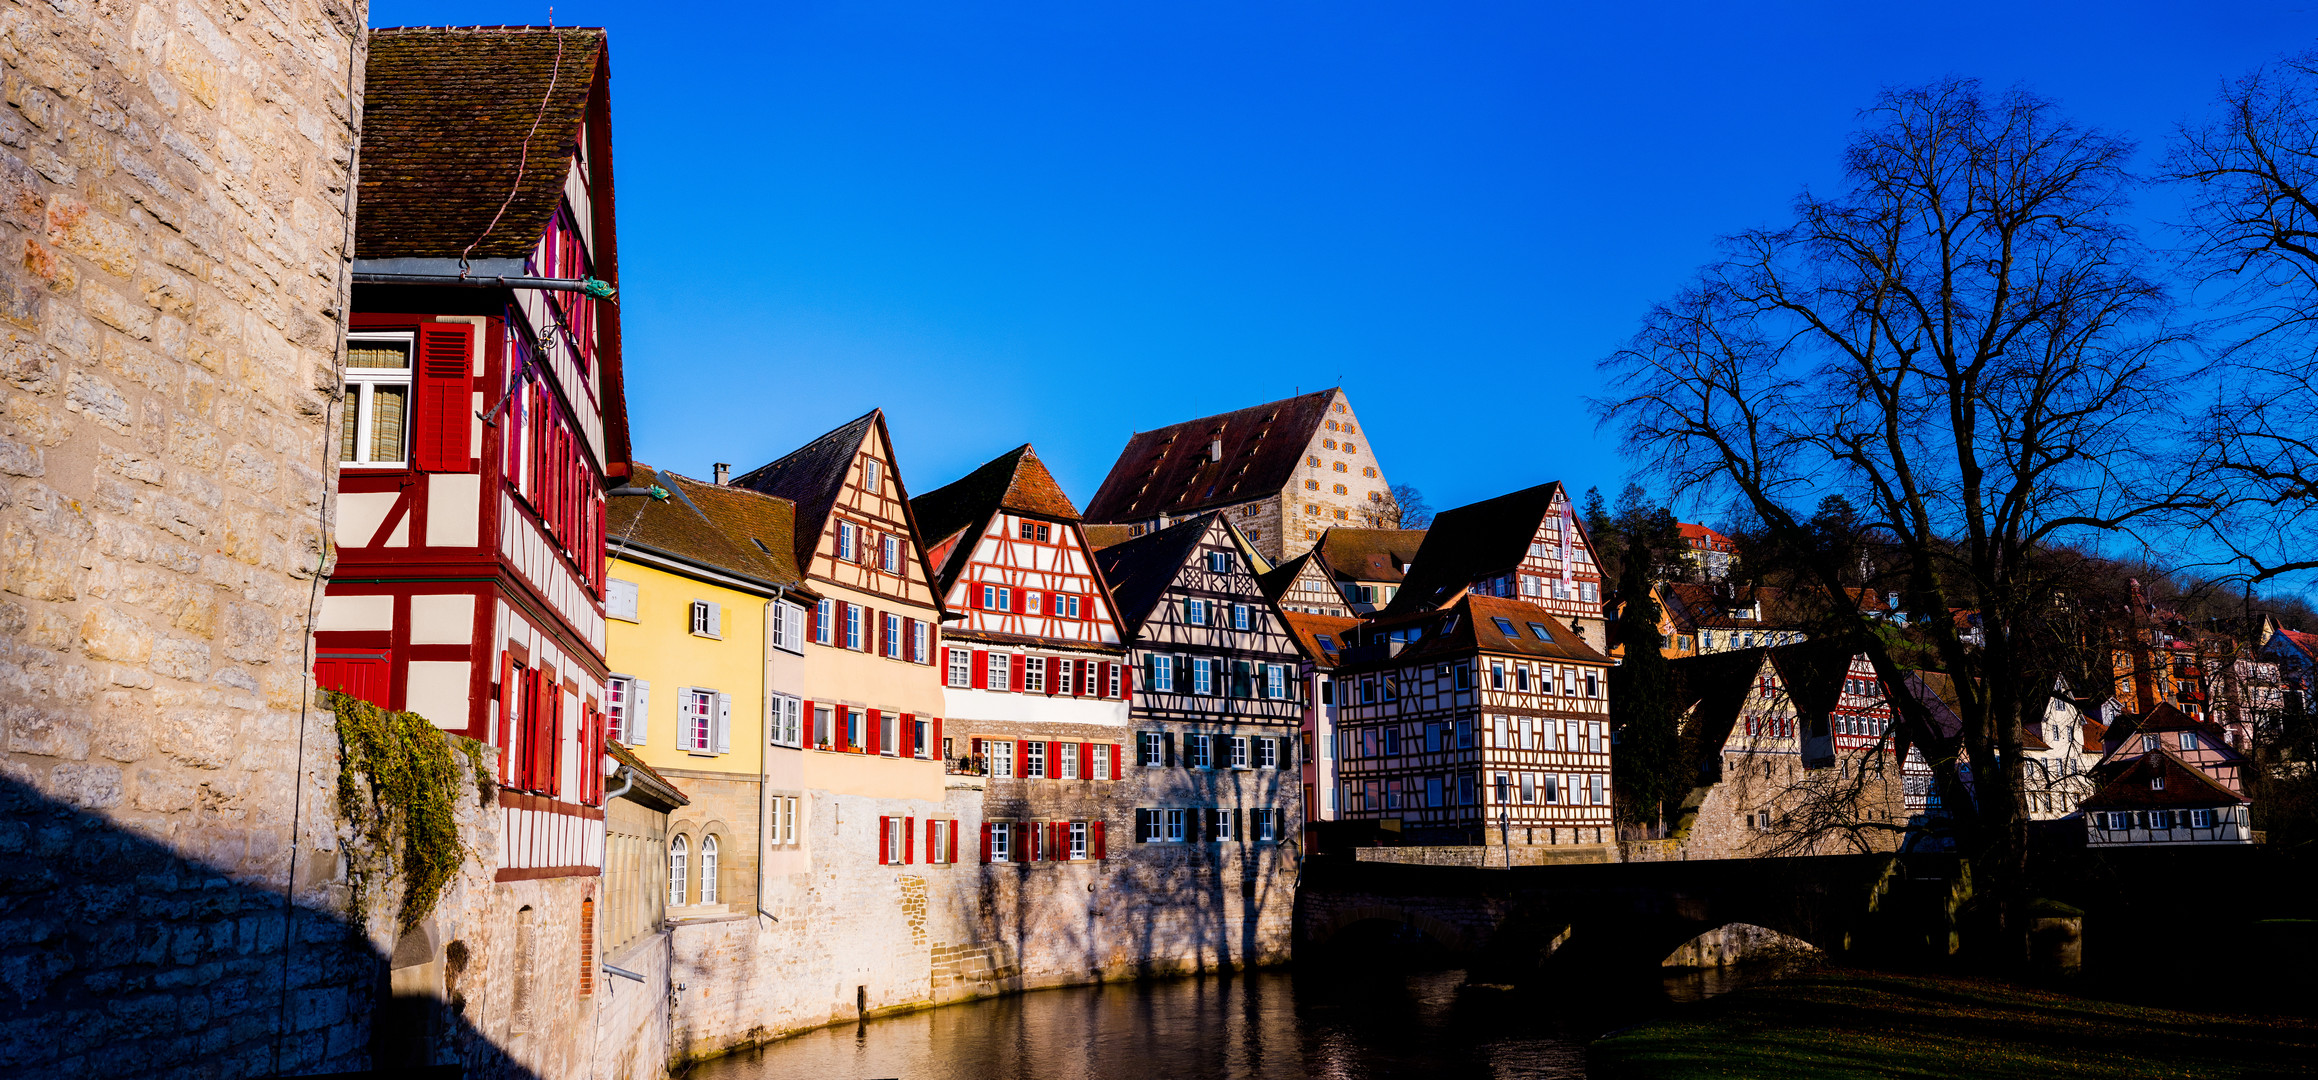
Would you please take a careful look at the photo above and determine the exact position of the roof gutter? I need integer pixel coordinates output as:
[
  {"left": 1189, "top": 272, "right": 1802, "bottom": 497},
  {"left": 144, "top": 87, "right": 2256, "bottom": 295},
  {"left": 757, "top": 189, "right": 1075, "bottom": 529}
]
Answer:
[{"left": 350, "top": 257, "right": 617, "bottom": 298}]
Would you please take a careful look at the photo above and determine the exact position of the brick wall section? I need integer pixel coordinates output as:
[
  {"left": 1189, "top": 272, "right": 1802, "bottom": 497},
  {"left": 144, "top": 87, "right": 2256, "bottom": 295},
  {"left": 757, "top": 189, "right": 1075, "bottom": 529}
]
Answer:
[{"left": 0, "top": 0, "right": 363, "bottom": 1075}]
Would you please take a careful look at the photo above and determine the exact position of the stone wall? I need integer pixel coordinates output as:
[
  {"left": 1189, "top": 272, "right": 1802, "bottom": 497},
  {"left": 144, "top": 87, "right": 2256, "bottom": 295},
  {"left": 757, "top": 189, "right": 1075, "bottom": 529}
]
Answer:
[
  {"left": 0, "top": 0, "right": 366, "bottom": 1074},
  {"left": 1677, "top": 749, "right": 1906, "bottom": 860}
]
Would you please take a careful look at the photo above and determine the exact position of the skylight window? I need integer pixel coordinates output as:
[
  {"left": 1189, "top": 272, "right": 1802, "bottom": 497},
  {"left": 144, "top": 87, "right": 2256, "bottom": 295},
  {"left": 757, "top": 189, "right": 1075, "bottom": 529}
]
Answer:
[
  {"left": 1528, "top": 622, "right": 1555, "bottom": 642},
  {"left": 1316, "top": 635, "right": 1336, "bottom": 653},
  {"left": 1491, "top": 617, "right": 1517, "bottom": 636}
]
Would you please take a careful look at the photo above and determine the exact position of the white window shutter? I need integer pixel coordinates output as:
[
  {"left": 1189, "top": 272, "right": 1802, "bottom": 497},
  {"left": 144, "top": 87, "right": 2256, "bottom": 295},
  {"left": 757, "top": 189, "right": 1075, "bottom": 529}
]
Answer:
[
  {"left": 715, "top": 693, "right": 732, "bottom": 753},
  {"left": 709, "top": 602, "right": 723, "bottom": 638},
  {"left": 633, "top": 680, "right": 650, "bottom": 745}
]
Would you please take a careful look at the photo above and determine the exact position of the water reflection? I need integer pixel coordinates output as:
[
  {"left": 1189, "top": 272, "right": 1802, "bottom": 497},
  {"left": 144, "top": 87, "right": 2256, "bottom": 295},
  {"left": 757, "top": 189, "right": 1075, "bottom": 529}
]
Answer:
[{"left": 690, "top": 965, "right": 1756, "bottom": 1080}]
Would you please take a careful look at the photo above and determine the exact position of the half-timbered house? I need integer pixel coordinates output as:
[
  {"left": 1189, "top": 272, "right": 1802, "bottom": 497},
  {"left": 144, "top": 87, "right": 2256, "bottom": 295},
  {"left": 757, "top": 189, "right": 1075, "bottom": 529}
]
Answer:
[
  {"left": 319, "top": 27, "right": 628, "bottom": 1071},
  {"left": 913, "top": 446, "right": 1131, "bottom": 855},
  {"left": 1094, "top": 513, "right": 1304, "bottom": 969},
  {"left": 1282, "top": 612, "right": 1361, "bottom": 832},
  {"left": 1312, "top": 527, "right": 1425, "bottom": 615},
  {"left": 1334, "top": 596, "right": 1614, "bottom": 846},
  {"left": 1383, "top": 482, "right": 1610, "bottom": 654},
  {"left": 1259, "top": 550, "right": 1354, "bottom": 618}
]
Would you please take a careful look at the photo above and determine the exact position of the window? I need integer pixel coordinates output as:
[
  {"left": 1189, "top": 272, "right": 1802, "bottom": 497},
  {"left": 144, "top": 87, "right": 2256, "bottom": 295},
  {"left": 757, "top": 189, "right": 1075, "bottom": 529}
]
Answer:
[
  {"left": 2190, "top": 809, "right": 2215, "bottom": 828},
  {"left": 985, "top": 652, "right": 1011, "bottom": 691},
  {"left": 1382, "top": 728, "right": 1400, "bottom": 756},
  {"left": 2142, "top": 734, "right": 2159, "bottom": 753},
  {"left": 1308, "top": 455, "right": 1322, "bottom": 467},
  {"left": 1020, "top": 521, "right": 1051, "bottom": 542},
  {"left": 1426, "top": 776, "right": 1442, "bottom": 809},
  {"left": 880, "top": 711, "right": 897, "bottom": 755},
  {"left": 989, "top": 820, "right": 1011, "bottom": 862},
  {"left": 995, "top": 588, "right": 1011, "bottom": 612},
  {"left": 776, "top": 796, "right": 798, "bottom": 844},
  {"left": 837, "top": 521, "right": 858, "bottom": 562},
  {"left": 682, "top": 689, "right": 718, "bottom": 753},
  {"left": 1191, "top": 734, "right": 1214, "bottom": 769},
  {"left": 1258, "top": 737, "right": 1279, "bottom": 769},
  {"left": 861, "top": 457, "right": 881, "bottom": 495},
  {"left": 1211, "top": 809, "right": 1237, "bottom": 841},
  {"left": 882, "top": 613, "right": 903, "bottom": 658},
  {"left": 341, "top": 333, "right": 413, "bottom": 466},
  {"left": 690, "top": 600, "right": 721, "bottom": 638},
  {"left": 929, "top": 820, "right": 950, "bottom": 863},
  {"left": 606, "top": 676, "right": 640, "bottom": 743},
  {"left": 1494, "top": 773, "right": 1511, "bottom": 804},
  {"left": 1140, "top": 732, "right": 1165, "bottom": 767},
  {"left": 1150, "top": 654, "right": 1175, "bottom": 692},
  {"left": 1167, "top": 809, "right": 1187, "bottom": 842},
  {"left": 1025, "top": 741, "right": 1046, "bottom": 778},
  {"left": 1093, "top": 743, "right": 1112, "bottom": 777},
  {"left": 880, "top": 534, "right": 901, "bottom": 573},
  {"left": 1333, "top": 462, "right": 1347, "bottom": 473},
  {"left": 699, "top": 836, "right": 720, "bottom": 904},
  {"left": 2181, "top": 731, "right": 2202, "bottom": 752},
  {"left": 1454, "top": 663, "right": 1472, "bottom": 690},
  {"left": 1491, "top": 664, "right": 1505, "bottom": 689},
  {"left": 1230, "top": 736, "right": 1250, "bottom": 769},
  {"left": 1256, "top": 808, "right": 1278, "bottom": 842},
  {"left": 1063, "top": 595, "right": 1082, "bottom": 619},
  {"left": 814, "top": 598, "right": 835, "bottom": 645},
  {"left": 1108, "top": 664, "right": 1123, "bottom": 698},
  {"left": 844, "top": 604, "right": 862, "bottom": 650},
  {"left": 1067, "top": 821, "right": 1087, "bottom": 859},
  {"left": 1059, "top": 742, "right": 1080, "bottom": 779},
  {"left": 1305, "top": 479, "right": 1320, "bottom": 491},
  {"left": 912, "top": 620, "right": 929, "bottom": 664},
  {"left": 1233, "top": 604, "right": 1250, "bottom": 631},
  {"left": 1186, "top": 598, "right": 1208, "bottom": 626},
  {"left": 813, "top": 705, "right": 833, "bottom": 748},
  {"left": 770, "top": 693, "right": 802, "bottom": 748},
  {"left": 1265, "top": 664, "right": 1286, "bottom": 700},
  {"left": 667, "top": 836, "right": 688, "bottom": 906},
  {"left": 1024, "top": 656, "right": 1047, "bottom": 694},
  {"left": 913, "top": 716, "right": 931, "bottom": 758},
  {"left": 1527, "top": 622, "right": 1554, "bottom": 642},
  {"left": 1363, "top": 466, "right": 1378, "bottom": 478},
  {"left": 606, "top": 579, "right": 639, "bottom": 622},
  {"left": 2149, "top": 775, "right": 2165, "bottom": 791},
  {"left": 2150, "top": 809, "right": 2175, "bottom": 830},
  {"left": 770, "top": 600, "right": 801, "bottom": 652},
  {"left": 1192, "top": 658, "right": 1214, "bottom": 695},
  {"left": 1207, "top": 551, "right": 1233, "bottom": 574},
  {"left": 947, "top": 648, "right": 972, "bottom": 688},
  {"left": 846, "top": 707, "right": 863, "bottom": 750},
  {"left": 986, "top": 738, "right": 1013, "bottom": 777},
  {"left": 1459, "top": 773, "right": 1476, "bottom": 805}
]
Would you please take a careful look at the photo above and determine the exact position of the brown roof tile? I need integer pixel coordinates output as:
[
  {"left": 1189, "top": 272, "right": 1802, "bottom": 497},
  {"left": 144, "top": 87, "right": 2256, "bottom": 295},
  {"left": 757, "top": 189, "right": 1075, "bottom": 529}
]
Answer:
[
  {"left": 1347, "top": 594, "right": 1608, "bottom": 671},
  {"left": 1315, "top": 527, "right": 1426, "bottom": 584},
  {"left": 1081, "top": 524, "right": 1138, "bottom": 551},
  {"left": 1384, "top": 482, "right": 1587, "bottom": 616},
  {"left": 1084, "top": 390, "right": 1340, "bottom": 522},
  {"left": 913, "top": 444, "right": 1090, "bottom": 596},
  {"left": 729, "top": 411, "right": 882, "bottom": 570},
  {"left": 608, "top": 465, "right": 806, "bottom": 592},
  {"left": 1281, "top": 611, "right": 1364, "bottom": 668},
  {"left": 360, "top": 27, "right": 604, "bottom": 260},
  {"left": 2081, "top": 748, "right": 2246, "bottom": 809}
]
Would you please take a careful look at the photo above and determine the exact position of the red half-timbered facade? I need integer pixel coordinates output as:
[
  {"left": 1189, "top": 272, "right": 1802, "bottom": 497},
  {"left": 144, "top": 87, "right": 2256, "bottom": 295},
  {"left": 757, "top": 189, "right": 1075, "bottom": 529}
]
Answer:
[{"left": 323, "top": 28, "right": 627, "bottom": 882}]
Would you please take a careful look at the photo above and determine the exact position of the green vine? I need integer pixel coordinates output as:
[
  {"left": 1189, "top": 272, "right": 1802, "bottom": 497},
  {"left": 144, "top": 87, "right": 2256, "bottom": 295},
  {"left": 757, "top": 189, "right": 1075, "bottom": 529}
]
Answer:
[{"left": 331, "top": 690, "right": 470, "bottom": 930}]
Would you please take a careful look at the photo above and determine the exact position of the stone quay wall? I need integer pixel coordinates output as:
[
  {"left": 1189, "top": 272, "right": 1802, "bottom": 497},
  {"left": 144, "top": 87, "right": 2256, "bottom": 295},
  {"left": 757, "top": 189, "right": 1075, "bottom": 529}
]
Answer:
[{"left": 0, "top": 0, "right": 366, "bottom": 1076}]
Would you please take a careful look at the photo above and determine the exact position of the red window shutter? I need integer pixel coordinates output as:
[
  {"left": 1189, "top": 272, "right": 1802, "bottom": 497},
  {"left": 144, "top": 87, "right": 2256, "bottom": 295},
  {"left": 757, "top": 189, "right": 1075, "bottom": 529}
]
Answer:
[
  {"left": 905, "top": 817, "right": 916, "bottom": 863},
  {"left": 316, "top": 654, "right": 390, "bottom": 709},
  {"left": 808, "top": 602, "right": 821, "bottom": 643},
  {"left": 949, "top": 819, "right": 960, "bottom": 863},
  {"left": 496, "top": 654, "right": 517, "bottom": 783},
  {"left": 879, "top": 816, "right": 891, "bottom": 865},
  {"left": 1110, "top": 744, "right": 1123, "bottom": 780},
  {"left": 1094, "top": 662, "right": 1108, "bottom": 698},
  {"left": 414, "top": 323, "right": 474, "bottom": 472},
  {"left": 547, "top": 679, "right": 566, "bottom": 798},
  {"left": 900, "top": 713, "right": 916, "bottom": 757},
  {"left": 871, "top": 608, "right": 883, "bottom": 654},
  {"left": 1010, "top": 653, "right": 1026, "bottom": 693},
  {"left": 1080, "top": 742, "right": 1094, "bottom": 780},
  {"left": 980, "top": 822, "right": 993, "bottom": 864},
  {"left": 835, "top": 706, "right": 850, "bottom": 753},
  {"left": 972, "top": 650, "right": 989, "bottom": 689},
  {"left": 941, "top": 646, "right": 951, "bottom": 677},
  {"left": 1092, "top": 820, "right": 1107, "bottom": 860},
  {"left": 933, "top": 717, "right": 944, "bottom": 759},
  {"left": 1016, "top": 739, "right": 1030, "bottom": 778},
  {"left": 865, "top": 708, "right": 880, "bottom": 754},
  {"left": 1053, "top": 821, "right": 1067, "bottom": 860}
]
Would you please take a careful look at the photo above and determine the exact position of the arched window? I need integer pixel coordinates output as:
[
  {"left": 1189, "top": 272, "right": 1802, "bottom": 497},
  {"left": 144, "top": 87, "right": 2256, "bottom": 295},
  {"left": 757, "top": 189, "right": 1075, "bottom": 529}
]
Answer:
[
  {"left": 668, "top": 835, "right": 688, "bottom": 906},
  {"left": 699, "top": 835, "right": 719, "bottom": 904}
]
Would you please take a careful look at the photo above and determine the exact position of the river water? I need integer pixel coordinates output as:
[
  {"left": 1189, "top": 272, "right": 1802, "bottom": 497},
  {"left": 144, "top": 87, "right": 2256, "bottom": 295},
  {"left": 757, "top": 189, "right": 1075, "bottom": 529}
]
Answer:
[{"left": 687, "top": 965, "right": 1751, "bottom": 1080}]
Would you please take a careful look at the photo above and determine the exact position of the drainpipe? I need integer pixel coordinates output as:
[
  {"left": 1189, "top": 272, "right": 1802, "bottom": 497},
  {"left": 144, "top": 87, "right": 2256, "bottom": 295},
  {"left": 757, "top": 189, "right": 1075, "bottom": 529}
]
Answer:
[
  {"left": 604, "top": 763, "right": 636, "bottom": 803},
  {"left": 759, "top": 584, "right": 789, "bottom": 925}
]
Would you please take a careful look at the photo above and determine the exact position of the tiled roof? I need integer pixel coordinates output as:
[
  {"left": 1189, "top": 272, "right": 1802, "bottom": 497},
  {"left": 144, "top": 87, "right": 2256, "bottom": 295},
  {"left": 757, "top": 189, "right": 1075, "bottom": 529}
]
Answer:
[
  {"left": 1092, "top": 514, "right": 1216, "bottom": 635},
  {"left": 2097, "top": 703, "right": 2245, "bottom": 767},
  {"left": 1383, "top": 482, "right": 1585, "bottom": 616},
  {"left": 1081, "top": 524, "right": 1138, "bottom": 551},
  {"left": 1664, "top": 647, "right": 1773, "bottom": 754},
  {"left": 1281, "top": 612, "right": 1364, "bottom": 669},
  {"left": 605, "top": 739, "right": 689, "bottom": 810},
  {"left": 728, "top": 411, "right": 882, "bottom": 570},
  {"left": 1659, "top": 582, "right": 1800, "bottom": 630},
  {"left": 607, "top": 465, "right": 807, "bottom": 593},
  {"left": 1347, "top": 595, "right": 1609, "bottom": 670},
  {"left": 2080, "top": 749, "right": 2245, "bottom": 809},
  {"left": 912, "top": 444, "right": 1085, "bottom": 594},
  {"left": 360, "top": 27, "right": 604, "bottom": 260},
  {"left": 1315, "top": 527, "right": 1426, "bottom": 584},
  {"left": 1083, "top": 390, "right": 1340, "bottom": 522},
  {"left": 2278, "top": 628, "right": 2318, "bottom": 662},
  {"left": 1678, "top": 522, "right": 1734, "bottom": 550}
]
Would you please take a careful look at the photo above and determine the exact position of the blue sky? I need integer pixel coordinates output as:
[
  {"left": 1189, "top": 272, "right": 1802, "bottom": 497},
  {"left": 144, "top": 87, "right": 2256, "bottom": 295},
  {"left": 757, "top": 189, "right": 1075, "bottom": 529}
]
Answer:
[{"left": 376, "top": 1, "right": 2307, "bottom": 536}]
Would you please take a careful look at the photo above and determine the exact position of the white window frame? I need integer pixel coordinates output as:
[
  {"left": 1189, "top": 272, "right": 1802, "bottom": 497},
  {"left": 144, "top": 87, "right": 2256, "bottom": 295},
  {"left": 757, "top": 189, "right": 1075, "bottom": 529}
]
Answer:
[
  {"left": 1069, "top": 821, "right": 1087, "bottom": 860},
  {"left": 690, "top": 600, "right": 721, "bottom": 638},
  {"left": 1257, "top": 808, "right": 1278, "bottom": 842},
  {"left": 1093, "top": 743, "right": 1111, "bottom": 777},
  {"left": 1258, "top": 737, "right": 1278, "bottom": 769},
  {"left": 606, "top": 674, "right": 641, "bottom": 744},
  {"left": 989, "top": 820, "right": 1011, "bottom": 862},
  {"left": 1265, "top": 664, "right": 1286, "bottom": 699},
  {"left": 880, "top": 533, "right": 901, "bottom": 573},
  {"left": 1192, "top": 657, "right": 1214, "bottom": 696},
  {"left": 882, "top": 612, "right": 903, "bottom": 659},
  {"left": 814, "top": 598, "right": 835, "bottom": 645},
  {"left": 862, "top": 457, "right": 881, "bottom": 495},
  {"left": 912, "top": 620, "right": 929, "bottom": 663},
  {"left": 948, "top": 647, "right": 972, "bottom": 688},
  {"left": 988, "top": 652, "right": 1012, "bottom": 692},
  {"left": 987, "top": 739, "right": 1013, "bottom": 777},
  {"left": 1024, "top": 656, "right": 1047, "bottom": 694},
  {"left": 1139, "top": 731, "right": 1164, "bottom": 767},
  {"left": 668, "top": 835, "right": 689, "bottom": 905},
  {"left": 1024, "top": 740, "right": 1046, "bottom": 777},
  {"left": 341, "top": 331, "right": 415, "bottom": 468},
  {"left": 1151, "top": 654, "right": 1175, "bottom": 692},
  {"left": 1211, "top": 808, "right": 1236, "bottom": 841},
  {"left": 844, "top": 603, "right": 861, "bottom": 650},
  {"left": 929, "top": 819, "right": 950, "bottom": 863},
  {"left": 914, "top": 716, "right": 932, "bottom": 758},
  {"left": 699, "top": 835, "right": 720, "bottom": 903},
  {"left": 1186, "top": 598, "right": 1207, "bottom": 626},
  {"left": 1230, "top": 736, "right": 1249, "bottom": 769},
  {"left": 682, "top": 689, "right": 716, "bottom": 753},
  {"left": 1233, "top": 604, "right": 1250, "bottom": 630},
  {"left": 770, "top": 599, "right": 803, "bottom": 652},
  {"left": 837, "top": 521, "right": 857, "bottom": 562},
  {"left": 1059, "top": 741, "right": 1079, "bottom": 779},
  {"left": 1165, "top": 808, "right": 1186, "bottom": 842},
  {"left": 769, "top": 693, "right": 802, "bottom": 748}
]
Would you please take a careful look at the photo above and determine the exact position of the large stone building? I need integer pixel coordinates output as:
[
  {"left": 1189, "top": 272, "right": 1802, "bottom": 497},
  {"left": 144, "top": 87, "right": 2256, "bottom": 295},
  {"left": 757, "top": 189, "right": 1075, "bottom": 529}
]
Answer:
[{"left": 1083, "top": 388, "right": 1395, "bottom": 563}]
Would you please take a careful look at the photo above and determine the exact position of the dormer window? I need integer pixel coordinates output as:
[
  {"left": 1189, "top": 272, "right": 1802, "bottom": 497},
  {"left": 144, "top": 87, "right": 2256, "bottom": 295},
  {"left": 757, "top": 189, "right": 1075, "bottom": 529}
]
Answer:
[
  {"left": 1528, "top": 622, "right": 1554, "bottom": 642},
  {"left": 1491, "top": 617, "right": 1517, "bottom": 636}
]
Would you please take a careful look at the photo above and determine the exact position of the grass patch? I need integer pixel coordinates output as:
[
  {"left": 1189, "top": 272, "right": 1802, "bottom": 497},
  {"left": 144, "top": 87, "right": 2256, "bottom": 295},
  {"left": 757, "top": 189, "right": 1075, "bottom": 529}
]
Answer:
[{"left": 1591, "top": 971, "right": 2317, "bottom": 1079}]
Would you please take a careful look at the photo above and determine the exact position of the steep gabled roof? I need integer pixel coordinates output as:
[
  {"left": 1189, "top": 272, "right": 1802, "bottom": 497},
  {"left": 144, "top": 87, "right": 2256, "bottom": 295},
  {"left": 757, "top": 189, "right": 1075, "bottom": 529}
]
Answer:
[
  {"left": 2098, "top": 703, "right": 2245, "bottom": 766},
  {"left": 728, "top": 411, "right": 881, "bottom": 569},
  {"left": 1383, "top": 482, "right": 1584, "bottom": 616},
  {"left": 360, "top": 27, "right": 605, "bottom": 260},
  {"left": 1664, "top": 647, "right": 1774, "bottom": 756},
  {"left": 1348, "top": 595, "right": 1609, "bottom": 670},
  {"left": 1084, "top": 390, "right": 1340, "bottom": 522},
  {"left": 1093, "top": 514, "right": 1215, "bottom": 635},
  {"left": 1316, "top": 527, "right": 1427, "bottom": 584},
  {"left": 1256, "top": 551, "right": 1323, "bottom": 605},
  {"left": 2274, "top": 628, "right": 2318, "bottom": 665},
  {"left": 2081, "top": 748, "right": 2246, "bottom": 809},
  {"left": 607, "top": 465, "right": 808, "bottom": 594},
  {"left": 1282, "top": 612, "right": 1364, "bottom": 669},
  {"left": 911, "top": 444, "right": 1085, "bottom": 593}
]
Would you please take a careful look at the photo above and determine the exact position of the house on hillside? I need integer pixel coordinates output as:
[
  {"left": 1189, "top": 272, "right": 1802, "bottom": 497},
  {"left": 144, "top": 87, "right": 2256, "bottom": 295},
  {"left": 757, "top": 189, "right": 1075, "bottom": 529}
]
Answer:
[
  {"left": 1084, "top": 389, "right": 1396, "bottom": 562},
  {"left": 1333, "top": 596, "right": 1614, "bottom": 846},
  {"left": 2082, "top": 751, "right": 2252, "bottom": 846},
  {"left": 1312, "top": 526, "right": 1426, "bottom": 615},
  {"left": 1677, "top": 522, "right": 1737, "bottom": 582},
  {"left": 1656, "top": 583, "right": 1809, "bottom": 658},
  {"left": 1382, "top": 482, "right": 1611, "bottom": 655}
]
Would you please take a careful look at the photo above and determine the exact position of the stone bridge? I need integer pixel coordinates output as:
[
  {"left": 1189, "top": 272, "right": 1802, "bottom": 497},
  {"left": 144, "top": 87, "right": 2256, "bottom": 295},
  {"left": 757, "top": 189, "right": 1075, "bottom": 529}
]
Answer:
[{"left": 1296, "top": 852, "right": 1960, "bottom": 975}]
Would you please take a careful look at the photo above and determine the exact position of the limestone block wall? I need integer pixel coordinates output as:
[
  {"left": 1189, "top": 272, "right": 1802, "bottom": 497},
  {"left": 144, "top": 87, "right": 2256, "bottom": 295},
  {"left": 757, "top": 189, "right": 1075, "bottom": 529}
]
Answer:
[
  {"left": 1678, "top": 750, "right": 1906, "bottom": 860},
  {"left": 0, "top": 0, "right": 365, "bottom": 1074},
  {"left": 593, "top": 928, "right": 671, "bottom": 1080}
]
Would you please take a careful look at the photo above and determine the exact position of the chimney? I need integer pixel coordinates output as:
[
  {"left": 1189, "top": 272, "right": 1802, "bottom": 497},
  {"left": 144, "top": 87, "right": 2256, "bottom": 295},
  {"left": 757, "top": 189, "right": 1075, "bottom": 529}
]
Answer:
[{"left": 713, "top": 462, "right": 730, "bottom": 486}]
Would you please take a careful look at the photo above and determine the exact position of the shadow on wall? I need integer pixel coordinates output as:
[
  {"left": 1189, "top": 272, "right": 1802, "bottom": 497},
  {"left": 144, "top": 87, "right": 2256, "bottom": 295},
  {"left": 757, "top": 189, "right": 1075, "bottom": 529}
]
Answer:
[{"left": 0, "top": 773, "right": 541, "bottom": 1079}]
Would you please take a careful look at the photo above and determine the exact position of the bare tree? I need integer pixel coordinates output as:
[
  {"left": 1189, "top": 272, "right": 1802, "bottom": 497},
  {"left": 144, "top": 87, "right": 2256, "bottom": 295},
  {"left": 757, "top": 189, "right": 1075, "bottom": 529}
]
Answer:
[
  {"left": 2168, "top": 53, "right": 2318, "bottom": 590},
  {"left": 1386, "top": 484, "right": 1433, "bottom": 530},
  {"left": 1598, "top": 79, "right": 2196, "bottom": 936}
]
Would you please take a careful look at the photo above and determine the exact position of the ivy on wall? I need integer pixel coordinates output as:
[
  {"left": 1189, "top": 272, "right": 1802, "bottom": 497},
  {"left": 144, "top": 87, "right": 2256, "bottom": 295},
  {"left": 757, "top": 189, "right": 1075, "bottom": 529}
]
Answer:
[{"left": 330, "top": 691, "right": 491, "bottom": 929}]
